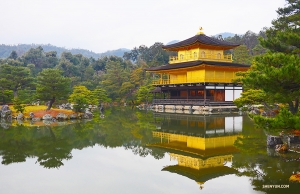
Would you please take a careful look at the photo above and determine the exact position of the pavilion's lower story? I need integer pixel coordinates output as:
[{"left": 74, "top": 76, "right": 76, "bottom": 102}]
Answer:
[{"left": 151, "top": 84, "right": 243, "bottom": 106}]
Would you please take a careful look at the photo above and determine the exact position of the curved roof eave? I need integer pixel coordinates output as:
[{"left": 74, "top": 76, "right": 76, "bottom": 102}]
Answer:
[
  {"left": 162, "top": 34, "right": 240, "bottom": 50},
  {"left": 145, "top": 60, "right": 250, "bottom": 72}
]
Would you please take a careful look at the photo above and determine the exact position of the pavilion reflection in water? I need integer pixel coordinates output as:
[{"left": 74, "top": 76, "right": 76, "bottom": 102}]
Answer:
[{"left": 148, "top": 113, "right": 243, "bottom": 188}]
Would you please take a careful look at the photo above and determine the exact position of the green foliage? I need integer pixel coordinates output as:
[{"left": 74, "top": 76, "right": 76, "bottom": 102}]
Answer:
[
  {"left": 130, "top": 66, "right": 146, "bottom": 87},
  {"left": 225, "top": 30, "right": 266, "bottom": 57},
  {"left": 234, "top": 1, "right": 300, "bottom": 136},
  {"left": 68, "top": 86, "right": 93, "bottom": 112},
  {"left": 123, "top": 42, "right": 173, "bottom": 67},
  {"left": 36, "top": 69, "right": 71, "bottom": 109},
  {"left": 0, "top": 90, "right": 13, "bottom": 104},
  {"left": 233, "top": 45, "right": 253, "bottom": 65},
  {"left": 8, "top": 51, "right": 18, "bottom": 60},
  {"left": 91, "top": 87, "right": 111, "bottom": 104},
  {"left": 100, "top": 60, "right": 132, "bottom": 100},
  {"left": 136, "top": 85, "right": 154, "bottom": 104},
  {"left": 250, "top": 108, "right": 300, "bottom": 132},
  {"left": 233, "top": 89, "right": 267, "bottom": 108},
  {"left": 0, "top": 64, "right": 34, "bottom": 98},
  {"left": 22, "top": 46, "right": 46, "bottom": 69},
  {"left": 13, "top": 98, "right": 25, "bottom": 113},
  {"left": 241, "top": 53, "right": 300, "bottom": 114},
  {"left": 260, "top": 0, "right": 300, "bottom": 54},
  {"left": 17, "top": 89, "right": 36, "bottom": 104}
]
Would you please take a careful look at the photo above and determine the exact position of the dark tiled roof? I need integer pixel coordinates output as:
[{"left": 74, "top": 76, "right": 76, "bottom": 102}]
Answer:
[
  {"left": 146, "top": 60, "right": 250, "bottom": 71},
  {"left": 150, "top": 87, "right": 162, "bottom": 93},
  {"left": 162, "top": 165, "right": 238, "bottom": 183},
  {"left": 163, "top": 34, "right": 239, "bottom": 50}
]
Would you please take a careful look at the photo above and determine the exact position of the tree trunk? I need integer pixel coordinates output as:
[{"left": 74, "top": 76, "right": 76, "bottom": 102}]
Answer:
[
  {"left": 288, "top": 98, "right": 299, "bottom": 114},
  {"left": 47, "top": 96, "right": 56, "bottom": 111},
  {"left": 1, "top": 89, "right": 4, "bottom": 104},
  {"left": 13, "top": 88, "right": 18, "bottom": 99}
]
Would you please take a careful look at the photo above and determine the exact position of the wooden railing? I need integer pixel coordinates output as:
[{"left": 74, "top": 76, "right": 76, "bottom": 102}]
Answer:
[
  {"left": 152, "top": 99, "right": 210, "bottom": 106},
  {"left": 152, "top": 77, "right": 236, "bottom": 85},
  {"left": 169, "top": 53, "right": 232, "bottom": 64}
]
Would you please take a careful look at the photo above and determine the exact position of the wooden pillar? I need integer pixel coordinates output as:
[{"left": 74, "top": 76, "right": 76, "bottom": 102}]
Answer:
[
  {"left": 187, "top": 88, "right": 189, "bottom": 100},
  {"left": 161, "top": 73, "right": 163, "bottom": 84},
  {"left": 204, "top": 116, "right": 207, "bottom": 137},
  {"left": 204, "top": 87, "right": 207, "bottom": 106}
]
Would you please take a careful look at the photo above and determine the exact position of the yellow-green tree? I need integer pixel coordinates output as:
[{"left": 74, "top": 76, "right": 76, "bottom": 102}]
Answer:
[{"left": 69, "top": 86, "right": 93, "bottom": 112}]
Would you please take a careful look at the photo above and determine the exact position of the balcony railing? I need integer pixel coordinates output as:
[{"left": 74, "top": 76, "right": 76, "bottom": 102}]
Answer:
[
  {"left": 152, "top": 99, "right": 210, "bottom": 106},
  {"left": 169, "top": 53, "right": 232, "bottom": 64},
  {"left": 152, "top": 77, "right": 237, "bottom": 85}
]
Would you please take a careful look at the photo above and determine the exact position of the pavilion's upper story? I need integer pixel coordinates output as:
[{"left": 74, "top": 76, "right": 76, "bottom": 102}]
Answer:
[{"left": 163, "top": 28, "right": 240, "bottom": 64}]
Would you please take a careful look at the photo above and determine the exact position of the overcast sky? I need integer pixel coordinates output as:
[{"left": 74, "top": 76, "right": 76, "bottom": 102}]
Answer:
[{"left": 1, "top": 0, "right": 286, "bottom": 53}]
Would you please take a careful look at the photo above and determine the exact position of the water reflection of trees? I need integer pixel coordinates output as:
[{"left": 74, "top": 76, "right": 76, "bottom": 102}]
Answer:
[
  {"left": 0, "top": 108, "right": 165, "bottom": 169},
  {"left": 233, "top": 116, "right": 300, "bottom": 193}
]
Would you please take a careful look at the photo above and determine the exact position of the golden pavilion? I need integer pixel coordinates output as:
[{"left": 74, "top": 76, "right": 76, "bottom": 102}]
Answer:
[
  {"left": 146, "top": 28, "right": 250, "bottom": 106},
  {"left": 148, "top": 113, "right": 243, "bottom": 188}
]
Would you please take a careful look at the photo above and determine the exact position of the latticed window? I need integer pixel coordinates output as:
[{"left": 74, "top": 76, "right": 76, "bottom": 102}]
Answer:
[
  {"left": 201, "top": 51, "right": 205, "bottom": 58},
  {"left": 180, "top": 54, "right": 184, "bottom": 60},
  {"left": 194, "top": 52, "right": 197, "bottom": 59}
]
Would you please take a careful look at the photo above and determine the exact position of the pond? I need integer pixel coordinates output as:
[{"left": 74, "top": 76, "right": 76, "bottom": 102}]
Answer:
[{"left": 0, "top": 108, "right": 299, "bottom": 194}]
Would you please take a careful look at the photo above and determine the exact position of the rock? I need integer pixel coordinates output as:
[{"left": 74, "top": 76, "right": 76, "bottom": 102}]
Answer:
[
  {"left": 32, "top": 118, "right": 41, "bottom": 122},
  {"left": 82, "top": 112, "right": 93, "bottom": 119},
  {"left": 56, "top": 113, "right": 68, "bottom": 120},
  {"left": 275, "top": 144, "right": 288, "bottom": 153},
  {"left": 249, "top": 107, "right": 260, "bottom": 115},
  {"left": 267, "top": 135, "right": 283, "bottom": 148},
  {"left": 42, "top": 114, "right": 53, "bottom": 120},
  {"left": 69, "top": 114, "right": 78, "bottom": 119},
  {"left": 0, "top": 105, "right": 12, "bottom": 119},
  {"left": 64, "top": 103, "right": 72, "bottom": 110},
  {"left": 82, "top": 109, "right": 93, "bottom": 119},
  {"left": 0, "top": 105, "right": 10, "bottom": 112},
  {"left": 17, "top": 113, "right": 24, "bottom": 120},
  {"left": 288, "top": 136, "right": 300, "bottom": 144},
  {"left": 17, "top": 119, "right": 24, "bottom": 125},
  {"left": 58, "top": 104, "right": 65, "bottom": 109},
  {"left": 29, "top": 112, "right": 35, "bottom": 119},
  {"left": 0, "top": 121, "right": 11, "bottom": 129},
  {"left": 43, "top": 119, "right": 53, "bottom": 125}
]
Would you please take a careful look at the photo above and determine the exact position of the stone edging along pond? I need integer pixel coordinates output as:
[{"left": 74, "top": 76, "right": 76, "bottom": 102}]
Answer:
[{"left": 0, "top": 105, "right": 94, "bottom": 121}]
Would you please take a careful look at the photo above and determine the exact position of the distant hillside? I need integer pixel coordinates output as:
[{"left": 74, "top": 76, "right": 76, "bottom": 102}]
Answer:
[
  {"left": 0, "top": 44, "right": 130, "bottom": 59},
  {"left": 213, "top": 32, "right": 236, "bottom": 38},
  {"left": 100, "top": 48, "right": 130, "bottom": 58}
]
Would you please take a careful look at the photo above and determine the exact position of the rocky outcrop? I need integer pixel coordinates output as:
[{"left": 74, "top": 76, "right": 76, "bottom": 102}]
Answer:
[
  {"left": 0, "top": 105, "right": 12, "bottom": 119},
  {"left": 42, "top": 114, "right": 53, "bottom": 120},
  {"left": 56, "top": 113, "right": 68, "bottom": 120},
  {"left": 275, "top": 144, "right": 288, "bottom": 153},
  {"left": 83, "top": 110, "right": 93, "bottom": 119},
  {"left": 267, "top": 135, "right": 283, "bottom": 148},
  {"left": 29, "top": 112, "right": 35, "bottom": 119},
  {"left": 17, "top": 113, "right": 24, "bottom": 120},
  {"left": 288, "top": 136, "right": 300, "bottom": 144},
  {"left": 69, "top": 114, "right": 78, "bottom": 119}
]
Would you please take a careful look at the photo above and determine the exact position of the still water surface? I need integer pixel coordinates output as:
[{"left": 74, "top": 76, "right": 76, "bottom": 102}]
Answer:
[{"left": 0, "top": 108, "right": 299, "bottom": 194}]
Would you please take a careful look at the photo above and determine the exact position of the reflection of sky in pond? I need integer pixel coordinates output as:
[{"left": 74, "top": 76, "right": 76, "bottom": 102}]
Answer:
[
  {"left": 1, "top": 109, "right": 298, "bottom": 193},
  {"left": 0, "top": 145, "right": 262, "bottom": 194}
]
